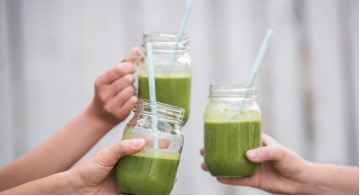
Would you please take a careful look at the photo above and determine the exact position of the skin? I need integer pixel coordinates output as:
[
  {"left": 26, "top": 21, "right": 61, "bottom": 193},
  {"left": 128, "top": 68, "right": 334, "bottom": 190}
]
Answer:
[
  {"left": 1, "top": 139, "right": 146, "bottom": 194},
  {"left": 0, "top": 48, "right": 141, "bottom": 191},
  {"left": 201, "top": 134, "right": 359, "bottom": 195}
]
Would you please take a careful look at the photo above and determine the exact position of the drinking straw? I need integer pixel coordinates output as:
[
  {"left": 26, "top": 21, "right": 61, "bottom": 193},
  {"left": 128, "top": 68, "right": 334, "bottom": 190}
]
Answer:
[
  {"left": 176, "top": 0, "right": 192, "bottom": 38},
  {"left": 246, "top": 29, "right": 273, "bottom": 87},
  {"left": 241, "top": 29, "right": 273, "bottom": 109},
  {"left": 146, "top": 42, "right": 159, "bottom": 151},
  {"left": 167, "top": 0, "right": 192, "bottom": 71}
]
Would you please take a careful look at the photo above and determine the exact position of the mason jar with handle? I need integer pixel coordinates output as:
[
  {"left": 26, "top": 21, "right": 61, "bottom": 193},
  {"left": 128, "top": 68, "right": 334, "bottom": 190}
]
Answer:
[{"left": 137, "top": 32, "right": 192, "bottom": 124}]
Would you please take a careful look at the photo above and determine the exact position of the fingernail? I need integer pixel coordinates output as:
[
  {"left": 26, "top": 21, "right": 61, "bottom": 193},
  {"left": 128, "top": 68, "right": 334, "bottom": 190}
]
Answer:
[
  {"left": 131, "top": 47, "right": 140, "bottom": 52},
  {"left": 131, "top": 96, "right": 138, "bottom": 103},
  {"left": 247, "top": 150, "right": 258, "bottom": 160},
  {"left": 125, "top": 74, "right": 134, "bottom": 83},
  {"left": 131, "top": 139, "right": 144, "bottom": 147}
]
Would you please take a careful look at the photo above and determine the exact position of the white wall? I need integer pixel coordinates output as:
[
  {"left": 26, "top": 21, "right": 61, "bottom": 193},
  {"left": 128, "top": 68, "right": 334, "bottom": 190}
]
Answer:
[{"left": 0, "top": 0, "right": 358, "bottom": 194}]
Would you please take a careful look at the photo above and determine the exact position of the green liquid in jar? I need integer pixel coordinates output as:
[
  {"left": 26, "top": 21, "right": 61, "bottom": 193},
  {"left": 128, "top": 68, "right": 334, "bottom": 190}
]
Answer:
[
  {"left": 204, "top": 118, "right": 261, "bottom": 177},
  {"left": 138, "top": 75, "right": 191, "bottom": 124},
  {"left": 115, "top": 154, "right": 180, "bottom": 195}
]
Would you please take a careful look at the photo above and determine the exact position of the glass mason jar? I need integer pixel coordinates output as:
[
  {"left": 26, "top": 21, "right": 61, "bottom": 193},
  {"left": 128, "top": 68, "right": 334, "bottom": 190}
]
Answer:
[
  {"left": 115, "top": 99, "right": 185, "bottom": 195},
  {"left": 137, "top": 32, "right": 192, "bottom": 124},
  {"left": 204, "top": 84, "right": 262, "bottom": 177}
]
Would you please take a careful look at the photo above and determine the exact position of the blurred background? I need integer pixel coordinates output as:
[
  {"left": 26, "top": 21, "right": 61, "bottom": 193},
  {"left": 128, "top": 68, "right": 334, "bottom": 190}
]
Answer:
[{"left": 0, "top": 0, "right": 358, "bottom": 194}]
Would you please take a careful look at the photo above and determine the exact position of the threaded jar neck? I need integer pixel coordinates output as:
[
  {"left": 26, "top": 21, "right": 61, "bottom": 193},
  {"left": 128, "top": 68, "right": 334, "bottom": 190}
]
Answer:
[
  {"left": 142, "top": 32, "right": 191, "bottom": 53},
  {"left": 133, "top": 99, "right": 185, "bottom": 125},
  {"left": 209, "top": 84, "right": 258, "bottom": 100}
]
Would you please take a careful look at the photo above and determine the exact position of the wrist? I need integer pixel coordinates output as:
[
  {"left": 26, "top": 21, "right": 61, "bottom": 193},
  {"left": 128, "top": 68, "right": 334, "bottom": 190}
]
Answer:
[
  {"left": 56, "top": 171, "right": 77, "bottom": 194},
  {"left": 83, "top": 102, "right": 118, "bottom": 133},
  {"left": 298, "top": 162, "right": 330, "bottom": 194},
  {"left": 60, "top": 170, "right": 80, "bottom": 194}
]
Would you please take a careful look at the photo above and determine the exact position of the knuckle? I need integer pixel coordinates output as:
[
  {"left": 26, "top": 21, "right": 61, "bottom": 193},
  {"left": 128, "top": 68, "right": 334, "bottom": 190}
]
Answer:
[
  {"left": 122, "top": 86, "right": 135, "bottom": 98},
  {"left": 263, "top": 146, "right": 282, "bottom": 161},
  {"left": 116, "top": 67, "right": 126, "bottom": 76},
  {"left": 98, "top": 91, "right": 108, "bottom": 103},
  {"left": 95, "top": 151, "right": 113, "bottom": 167},
  {"left": 116, "top": 142, "right": 128, "bottom": 157},
  {"left": 262, "top": 148, "right": 271, "bottom": 158},
  {"left": 103, "top": 104, "right": 113, "bottom": 113},
  {"left": 117, "top": 63, "right": 131, "bottom": 75},
  {"left": 127, "top": 86, "right": 135, "bottom": 95},
  {"left": 94, "top": 75, "right": 104, "bottom": 88},
  {"left": 119, "top": 62, "right": 134, "bottom": 74},
  {"left": 129, "top": 98, "right": 137, "bottom": 107}
]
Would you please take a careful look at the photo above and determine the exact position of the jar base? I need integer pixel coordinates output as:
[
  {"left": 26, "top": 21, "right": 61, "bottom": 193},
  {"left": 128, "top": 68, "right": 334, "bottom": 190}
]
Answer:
[
  {"left": 212, "top": 174, "right": 255, "bottom": 177},
  {"left": 121, "top": 192, "right": 134, "bottom": 195}
]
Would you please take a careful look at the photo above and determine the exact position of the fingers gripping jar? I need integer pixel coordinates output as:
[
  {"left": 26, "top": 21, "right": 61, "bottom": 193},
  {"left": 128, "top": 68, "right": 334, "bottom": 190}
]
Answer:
[
  {"left": 137, "top": 32, "right": 192, "bottom": 124},
  {"left": 115, "top": 99, "right": 184, "bottom": 195},
  {"left": 204, "top": 84, "right": 262, "bottom": 177}
]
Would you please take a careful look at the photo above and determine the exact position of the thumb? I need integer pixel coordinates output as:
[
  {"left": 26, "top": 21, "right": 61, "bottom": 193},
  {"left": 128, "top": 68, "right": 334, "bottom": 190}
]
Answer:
[
  {"left": 246, "top": 145, "right": 285, "bottom": 163},
  {"left": 95, "top": 139, "right": 145, "bottom": 167}
]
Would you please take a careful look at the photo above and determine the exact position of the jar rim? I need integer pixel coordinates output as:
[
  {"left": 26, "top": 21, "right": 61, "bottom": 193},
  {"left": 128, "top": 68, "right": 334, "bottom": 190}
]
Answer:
[
  {"left": 142, "top": 31, "right": 191, "bottom": 52},
  {"left": 143, "top": 31, "right": 190, "bottom": 42},
  {"left": 133, "top": 99, "right": 185, "bottom": 125},
  {"left": 209, "top": 83, "right": 258, "bottom": 99},
  {"left": 209, "top": 83, "right": 256, "bottom": 90}
]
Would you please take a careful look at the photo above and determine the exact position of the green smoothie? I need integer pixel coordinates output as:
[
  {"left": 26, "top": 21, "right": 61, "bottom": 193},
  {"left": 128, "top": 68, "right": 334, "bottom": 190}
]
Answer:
[
  {"left": 204, "top": 120, "right": 261, "bottom": 177},
  {"left": 138, "top": 75, "right": 191, "bottom": 124},
  {"left": 115, "top": 153, "right": 180, "bottom": 195}
]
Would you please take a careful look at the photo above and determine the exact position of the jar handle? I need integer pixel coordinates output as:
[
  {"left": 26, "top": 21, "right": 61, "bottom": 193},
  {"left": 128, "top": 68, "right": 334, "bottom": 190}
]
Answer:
[{"left": 123, "top": 52, "right": 145, "bottom": 95}]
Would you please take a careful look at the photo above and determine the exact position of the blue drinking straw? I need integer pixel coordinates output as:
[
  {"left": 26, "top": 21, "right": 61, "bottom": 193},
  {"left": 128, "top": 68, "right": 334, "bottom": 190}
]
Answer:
[
  {"left": 167, "top": 0, "right": 192, "bottom": 71},
  {"left": 146, "top": 42, "right": 159, "bottom": 151},
  {"left": 246, "top": 29, "right": 273, "bottom": 87},
  {"left": 241, "top": 29, "right": 273, "bottom": 109},
  {"left": 176, "top": 0, "right": 192, "bottom": 38}
]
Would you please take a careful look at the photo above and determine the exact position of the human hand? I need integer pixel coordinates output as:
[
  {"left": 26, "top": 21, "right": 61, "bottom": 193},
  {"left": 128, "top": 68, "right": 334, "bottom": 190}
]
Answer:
[
  {"left": 200, "top": 134, "right": 311, "bottom": 194},
  {"left": 67, "top": 139, "right": 146, "bottom": 194},
  {"left": 88, "top": 48, "right": 141, "bottom": 129}
]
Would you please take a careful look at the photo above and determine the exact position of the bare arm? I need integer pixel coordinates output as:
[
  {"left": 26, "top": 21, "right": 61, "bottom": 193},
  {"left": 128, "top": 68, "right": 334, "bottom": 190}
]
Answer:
[
  {"left": 303, "top": 163, "right": 359, "bottom": 194},
  {"left": 0, "top": 108, "right": 117, "bottom": 191},
  {"left": 0, "top": 48, "right": 140, "bottom": 191},
  {"left": 1, "top": 139, "right": 146, "bottom": 195},
  {"left": 0, "top": 172, "right": 73, "bottom": 195}
]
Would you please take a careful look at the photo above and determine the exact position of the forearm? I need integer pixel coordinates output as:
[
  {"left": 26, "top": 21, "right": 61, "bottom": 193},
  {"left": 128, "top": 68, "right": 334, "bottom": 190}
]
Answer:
[
  {"left": 0, "top": 171, "right": 75, "bottom": 195},
  {"left": 0, "top": 104, "right": 115, "bottom": 191},
  {"left": 302, "top": 163, "right": 359, "bottom": 194}
]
